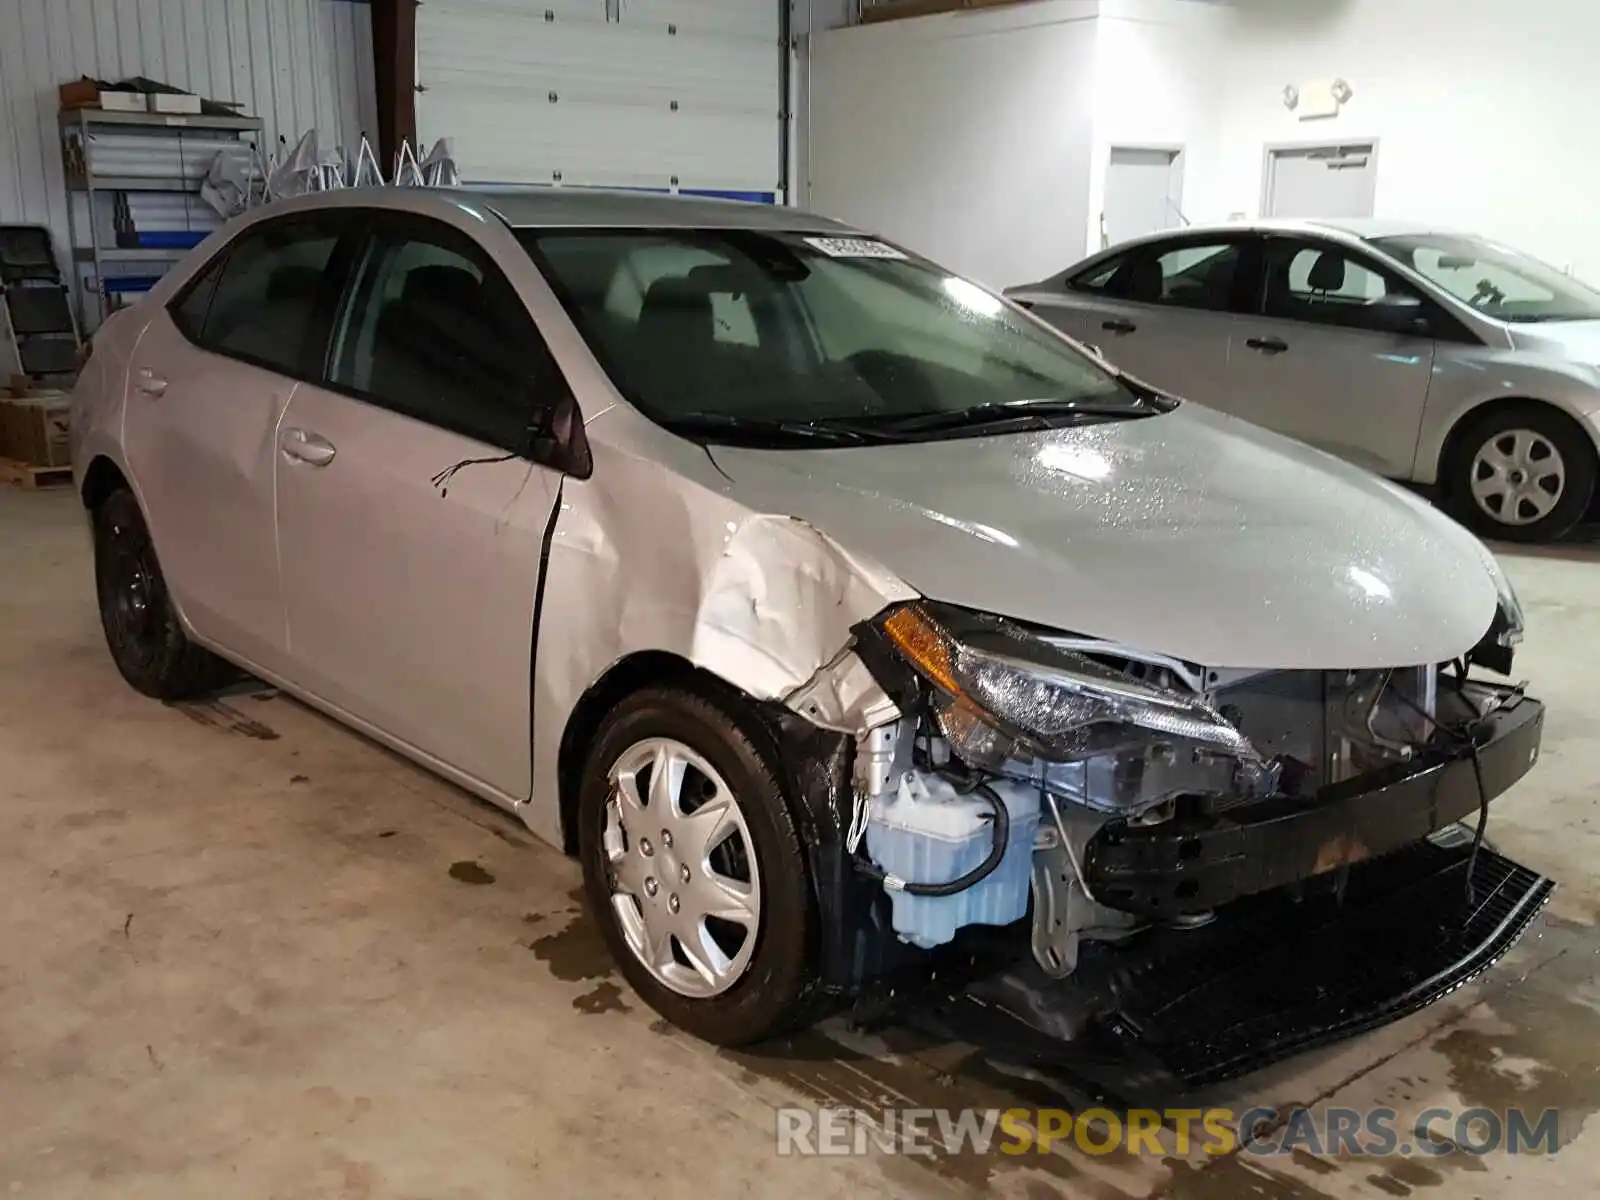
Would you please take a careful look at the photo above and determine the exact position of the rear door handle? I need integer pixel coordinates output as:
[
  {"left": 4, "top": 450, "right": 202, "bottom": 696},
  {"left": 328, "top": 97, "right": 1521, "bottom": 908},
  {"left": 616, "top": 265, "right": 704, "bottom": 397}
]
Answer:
[
  {"left": 134, "top": 368, "right": 167, "bottom": 397},
  {"left": 280, "top": 427, "right": 337, "bottom": 467},
  {"left": 1246, "top": 336, "right": 1290, "bottom": 356},
  {"left": 1102, "top": 319, "right": 1138, "bottom": 334}
]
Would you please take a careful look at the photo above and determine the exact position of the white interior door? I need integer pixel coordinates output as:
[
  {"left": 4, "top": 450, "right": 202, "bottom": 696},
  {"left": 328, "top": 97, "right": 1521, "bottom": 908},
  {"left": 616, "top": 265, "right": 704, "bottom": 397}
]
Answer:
[
  {"left": 1104, "top": 147, "right": 1184, "bottom": 248},
  {"left": 1263, "top": 143, "right": 1378, "bottom": 219},
  {"left": 415, "top": 0, "right": 781, "bottom": 200}
]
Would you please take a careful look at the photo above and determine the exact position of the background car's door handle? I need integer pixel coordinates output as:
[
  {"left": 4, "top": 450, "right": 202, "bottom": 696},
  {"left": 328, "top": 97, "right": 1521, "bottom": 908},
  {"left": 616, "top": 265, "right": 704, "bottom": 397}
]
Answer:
[
  {"left": 280, "top": 427, "right": 337, "bottom": 466},
  {"left": 1102, "top": 319, "right": 1137, "bottom": 334},
  {"left": 1246, "top": 336, "right": 1290, "bottom": 355},
  {"left": 134, "top": 368, "right": 167, "bottom": 397}
]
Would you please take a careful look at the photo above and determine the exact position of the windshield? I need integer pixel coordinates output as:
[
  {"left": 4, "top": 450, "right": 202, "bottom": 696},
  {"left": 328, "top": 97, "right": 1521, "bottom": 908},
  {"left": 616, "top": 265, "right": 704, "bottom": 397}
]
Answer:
[
  {"left": 1373, "top": 233, "right": 1600, "bottom": 323},
  {"left": 518, "top": 228, "right": 1146, "bottom": 443}
]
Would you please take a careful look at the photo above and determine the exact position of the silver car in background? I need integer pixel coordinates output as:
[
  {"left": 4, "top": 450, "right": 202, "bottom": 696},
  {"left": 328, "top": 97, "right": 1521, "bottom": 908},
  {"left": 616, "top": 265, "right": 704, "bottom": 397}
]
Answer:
[{"left": 1008, "top": 220, "right": 1600, "bottom": 541}]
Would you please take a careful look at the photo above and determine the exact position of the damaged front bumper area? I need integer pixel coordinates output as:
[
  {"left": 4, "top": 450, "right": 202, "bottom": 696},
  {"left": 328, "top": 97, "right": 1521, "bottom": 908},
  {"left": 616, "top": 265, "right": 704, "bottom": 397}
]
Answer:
[
  {"left": 777, "top": 599, "right": 1552, "bottom": 1081},
  {"left": 1086, "top": 686, "right": 1544, "bottom": 916}
]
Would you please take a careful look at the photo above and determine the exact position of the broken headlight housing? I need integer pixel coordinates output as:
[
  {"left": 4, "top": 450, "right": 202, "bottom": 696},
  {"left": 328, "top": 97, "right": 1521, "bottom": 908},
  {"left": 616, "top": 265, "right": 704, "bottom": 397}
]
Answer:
[
  {"left": 876, "top": 604, "right": 1276, "bottom": 814},
  {"left": 1471, "top": 540, "right": 1525, "bottom": 674}
]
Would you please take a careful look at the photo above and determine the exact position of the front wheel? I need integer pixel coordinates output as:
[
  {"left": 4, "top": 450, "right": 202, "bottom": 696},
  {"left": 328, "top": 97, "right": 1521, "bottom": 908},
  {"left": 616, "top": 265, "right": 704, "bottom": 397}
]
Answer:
[
  {"left": 577, "top": 686, "right": 819, "bottom": 1045},
  {"left": 1445, "top": 404, "right": 1597, "bottom": 542}
]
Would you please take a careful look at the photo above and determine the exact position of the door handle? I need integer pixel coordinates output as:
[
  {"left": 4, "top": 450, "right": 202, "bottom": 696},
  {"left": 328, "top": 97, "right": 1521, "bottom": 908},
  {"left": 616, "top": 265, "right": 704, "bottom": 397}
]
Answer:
[
  {"left": 280, "top": 427, "right": 337, "bottom": 467},
  {"left": 134, "top": 368, "right": 167, "bottom": 397},
  {"left": 1246, "top": 336, "right": 1290, "bottom": 356},
  {"left": 1102, "top": 319, "right": 1138, "bottom": 334}
]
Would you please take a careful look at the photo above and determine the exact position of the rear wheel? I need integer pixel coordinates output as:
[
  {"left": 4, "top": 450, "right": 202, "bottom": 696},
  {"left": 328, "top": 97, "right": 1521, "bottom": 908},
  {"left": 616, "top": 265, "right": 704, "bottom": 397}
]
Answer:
[
  {"left": 1445, "top": 404, "right": 1596, "bottom": 542},
  {"left": 577, "top": 686, "right": 819, "bottom": 1045},
  {"left": 93, "top": 488, "right": 234, "bottom": 699}
]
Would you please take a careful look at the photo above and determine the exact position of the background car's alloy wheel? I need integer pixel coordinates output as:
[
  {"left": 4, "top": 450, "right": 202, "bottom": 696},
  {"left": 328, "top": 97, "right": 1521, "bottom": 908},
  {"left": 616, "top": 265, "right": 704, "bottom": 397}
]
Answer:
[
  {"left": 1447, "top": 404, "right": 1596, "bottom": 543},
  {"left": 578, "top": 686, "right": 821, "bottom": 1045},
  {"left": 93, "top": 489, "right": 233, "bottom": 700},
  {"left": 1469, "top": 428, "right": 1565, "bottom": 529},
  {"left": 602, "top": 737, "right": 761, "bottom": 999}
]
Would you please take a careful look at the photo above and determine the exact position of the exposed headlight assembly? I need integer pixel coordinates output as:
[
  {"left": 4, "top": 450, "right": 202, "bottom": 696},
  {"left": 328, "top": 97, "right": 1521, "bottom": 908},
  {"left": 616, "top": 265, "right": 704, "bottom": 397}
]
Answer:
[
  {"left": 1470, "top": 540, "right": 1525, "bottom": 673},
  {"left": 876, "top": 604, "right": 1275, "bottom": 814}
]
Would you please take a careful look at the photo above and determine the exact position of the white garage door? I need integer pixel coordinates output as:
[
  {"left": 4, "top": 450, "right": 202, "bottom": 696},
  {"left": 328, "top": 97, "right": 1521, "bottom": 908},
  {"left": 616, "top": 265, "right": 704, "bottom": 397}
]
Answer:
[{"left": 416, "top": 0, "right": 782, "bottom": 202}]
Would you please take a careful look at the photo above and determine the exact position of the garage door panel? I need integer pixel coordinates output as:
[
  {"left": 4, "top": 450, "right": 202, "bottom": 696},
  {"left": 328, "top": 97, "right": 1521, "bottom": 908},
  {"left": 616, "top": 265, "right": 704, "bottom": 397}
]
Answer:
[
  {"left": 417, "top": 0, "right": 779, "bottom": 194},
  {"left": 434, "top": 100, "right": 775, "bottom": 191},
  {"left": 620, "top": 0, "right": 778, "bottom": 39}
]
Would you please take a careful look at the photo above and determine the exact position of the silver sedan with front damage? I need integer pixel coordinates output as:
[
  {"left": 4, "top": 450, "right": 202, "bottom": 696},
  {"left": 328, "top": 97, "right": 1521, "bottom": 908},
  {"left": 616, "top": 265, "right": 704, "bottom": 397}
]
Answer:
[
  {"left": 1009, "top": 220, "right": 1600, "bottom": 542},
  {"left": 71, "top": 187, "right": 1548, "bottom": 1074}
]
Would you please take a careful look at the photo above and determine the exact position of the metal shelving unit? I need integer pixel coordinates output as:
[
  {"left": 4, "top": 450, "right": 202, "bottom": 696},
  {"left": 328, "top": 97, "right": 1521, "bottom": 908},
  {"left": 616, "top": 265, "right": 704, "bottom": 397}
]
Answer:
[{"left": 60, "top": 107, "right": 263, "bottom": 329}]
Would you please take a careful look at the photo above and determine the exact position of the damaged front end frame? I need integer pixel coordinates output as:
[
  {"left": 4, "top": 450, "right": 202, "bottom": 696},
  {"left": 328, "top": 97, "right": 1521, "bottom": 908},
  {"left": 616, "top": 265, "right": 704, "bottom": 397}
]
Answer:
[{"left": 773, "top": 599, "right": 1549, "bottom": 1015}]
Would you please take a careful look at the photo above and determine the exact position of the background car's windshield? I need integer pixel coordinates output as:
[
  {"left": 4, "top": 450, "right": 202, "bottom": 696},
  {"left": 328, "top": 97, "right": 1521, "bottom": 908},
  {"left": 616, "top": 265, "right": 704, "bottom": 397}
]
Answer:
[
  {"left": 519, "top": 229, "right": 1136, "bottom": 431},
  {"left": 1373, "top": 233, "right": 1600, "bottom": 323}
]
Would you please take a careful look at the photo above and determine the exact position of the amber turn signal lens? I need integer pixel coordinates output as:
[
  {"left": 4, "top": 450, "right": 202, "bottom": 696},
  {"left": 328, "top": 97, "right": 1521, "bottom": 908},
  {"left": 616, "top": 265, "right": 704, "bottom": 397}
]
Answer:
[{"left": 881, "top": 606, "right": 962, "bottom": 696}]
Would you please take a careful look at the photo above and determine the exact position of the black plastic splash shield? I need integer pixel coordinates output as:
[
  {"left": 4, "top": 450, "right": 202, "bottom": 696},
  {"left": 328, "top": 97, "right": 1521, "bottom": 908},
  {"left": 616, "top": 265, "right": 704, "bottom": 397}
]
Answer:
[{"left": 931, "top": 840, "right": 1553, "bottom": 1091}]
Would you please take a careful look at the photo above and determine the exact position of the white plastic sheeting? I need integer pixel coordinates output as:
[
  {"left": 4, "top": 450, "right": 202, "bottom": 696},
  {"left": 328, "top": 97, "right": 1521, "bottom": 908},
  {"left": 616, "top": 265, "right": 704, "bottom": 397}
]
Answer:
[
  {"left": 0, "top": 0, "right": 377, "bottom": 268},
  {"left": 415, "top": 0, "right": 782, "bottom": 199}
]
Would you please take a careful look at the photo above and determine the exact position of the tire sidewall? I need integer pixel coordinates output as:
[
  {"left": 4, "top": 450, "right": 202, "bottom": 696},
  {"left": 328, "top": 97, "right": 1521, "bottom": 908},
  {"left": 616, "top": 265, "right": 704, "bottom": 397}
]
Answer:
[
  {"left": 92, "top": 490, "right": 188, "bottom": 696},
  {"left": 1447, "top": 406, "right": 1597, "bottom": 543},
  {"left": 577, "top": 687, "right": 816, "bottom": 1045}
]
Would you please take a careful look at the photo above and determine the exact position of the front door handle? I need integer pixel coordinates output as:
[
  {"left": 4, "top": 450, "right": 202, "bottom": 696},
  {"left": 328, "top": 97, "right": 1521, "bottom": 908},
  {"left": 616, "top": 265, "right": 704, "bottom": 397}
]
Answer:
[
  {"left": 1246, "top": 336, "right": 1290, "bottom": 356},
  {"left": 134, "top": 368, "right": 167, "bottom": 397},
  {"left": 280, "top": 427, "right": 337, "bottom": 467},
  {"left": 1102, "top": 319, "right": 1138, "bottom": 334}
]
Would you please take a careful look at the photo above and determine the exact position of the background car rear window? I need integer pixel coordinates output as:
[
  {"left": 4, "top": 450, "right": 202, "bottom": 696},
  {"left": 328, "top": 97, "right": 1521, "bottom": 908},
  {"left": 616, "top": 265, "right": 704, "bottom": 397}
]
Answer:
[
  {"left": 192, "top": 218, "right": 340, "bottom": 374},
  {"left": 326, "top": 225, "right": 547, "bottom": 452}
]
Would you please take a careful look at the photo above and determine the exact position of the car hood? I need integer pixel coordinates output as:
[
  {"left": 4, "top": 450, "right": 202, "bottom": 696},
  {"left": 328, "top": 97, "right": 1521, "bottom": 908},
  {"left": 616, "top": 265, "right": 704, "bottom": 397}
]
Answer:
[
  {"left": 1507, "top": 318, "right": 1600, "bottom": 363},
  {"left": 706, "top": 404, "right": 1499, "bottom": 669}
]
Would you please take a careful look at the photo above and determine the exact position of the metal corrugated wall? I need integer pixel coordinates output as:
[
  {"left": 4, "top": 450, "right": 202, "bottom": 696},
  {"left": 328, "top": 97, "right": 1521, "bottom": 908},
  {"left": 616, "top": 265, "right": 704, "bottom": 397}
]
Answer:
[{"left": 0, "top": 0, "right": 376, "bottom": 266}]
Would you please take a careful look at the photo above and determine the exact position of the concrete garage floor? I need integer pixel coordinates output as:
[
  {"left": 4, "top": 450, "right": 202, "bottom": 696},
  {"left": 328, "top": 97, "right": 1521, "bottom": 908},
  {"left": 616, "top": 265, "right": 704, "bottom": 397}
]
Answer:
[{"left": 3, "top": 484, "right": 1600, "bottom": 1200}]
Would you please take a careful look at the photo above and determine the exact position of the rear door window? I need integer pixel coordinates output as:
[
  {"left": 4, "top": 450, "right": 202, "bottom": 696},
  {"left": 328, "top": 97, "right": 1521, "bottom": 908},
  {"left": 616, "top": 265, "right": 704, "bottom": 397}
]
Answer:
[{"left": 172, "top": 214, "right": 345, "bottom": 376}]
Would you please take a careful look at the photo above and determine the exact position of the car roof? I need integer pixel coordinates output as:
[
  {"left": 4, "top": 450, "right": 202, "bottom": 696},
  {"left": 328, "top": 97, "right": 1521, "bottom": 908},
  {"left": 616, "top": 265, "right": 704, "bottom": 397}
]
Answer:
[
  {"left": 257, "top": 183, "right": 860, "bottom": 234},
  {"left": 1085, "top": 217, "right": 1449, "bottom": 252}
]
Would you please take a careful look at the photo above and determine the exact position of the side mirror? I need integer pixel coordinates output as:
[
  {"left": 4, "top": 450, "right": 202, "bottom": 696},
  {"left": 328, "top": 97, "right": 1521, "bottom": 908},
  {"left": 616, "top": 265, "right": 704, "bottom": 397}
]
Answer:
[
  {"left": 529, "top": 390, "right": 593, "bottom": 479},
  {"left": 1371, "top": 293, "right": 1431, "bottom": 337}
]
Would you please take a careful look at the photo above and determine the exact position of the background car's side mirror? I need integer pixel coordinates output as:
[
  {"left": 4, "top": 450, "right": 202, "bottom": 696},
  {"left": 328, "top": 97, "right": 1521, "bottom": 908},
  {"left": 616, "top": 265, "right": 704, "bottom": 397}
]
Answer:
[
  {"left": 529, "top": 390, "right": 593, "bottom": 479},
  {"left": 1371, "top": 293, "right": 1432, "bottom": 337}
]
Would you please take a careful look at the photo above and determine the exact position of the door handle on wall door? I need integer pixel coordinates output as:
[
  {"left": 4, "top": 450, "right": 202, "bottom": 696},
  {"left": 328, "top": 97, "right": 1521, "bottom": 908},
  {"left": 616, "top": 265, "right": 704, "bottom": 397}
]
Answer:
[
  {"left": 1102, "top": 319, "right": 1137, "bottom": 334},
  {"left": 280, "top": 427, "right": 337, "bottom": 466},
  {"left": 1245, "top": 336, "right": 1290, "bottom": 355},
  {"left": 134, "top": 368, "right": 167, "bottom": 397}
]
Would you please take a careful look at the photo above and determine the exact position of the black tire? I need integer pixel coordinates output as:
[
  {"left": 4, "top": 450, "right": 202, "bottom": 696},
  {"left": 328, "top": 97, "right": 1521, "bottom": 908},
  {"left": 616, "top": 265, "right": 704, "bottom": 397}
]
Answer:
[
  {"left": 577, "top": 685, "right": 819, "bottom": 1045},
  {"left": 1444, "top": 403, "right": 1597, "bottom": 543},
  {"left": 93, "top": 488, "right": 234, "bottom": 700}
]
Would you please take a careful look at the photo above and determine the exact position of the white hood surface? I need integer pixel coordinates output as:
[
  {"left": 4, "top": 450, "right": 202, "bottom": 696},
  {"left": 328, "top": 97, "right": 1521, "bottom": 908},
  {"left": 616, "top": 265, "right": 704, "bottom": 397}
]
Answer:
[{"left": 708, "top": 404, "right": 1499, "bottom": 670}]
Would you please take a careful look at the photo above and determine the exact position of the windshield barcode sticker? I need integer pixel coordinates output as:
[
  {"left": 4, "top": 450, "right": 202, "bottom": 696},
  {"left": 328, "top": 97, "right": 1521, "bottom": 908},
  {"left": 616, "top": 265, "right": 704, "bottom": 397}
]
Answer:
[{"left": 803, "top": 237, "right": 908, "bottom": 260}]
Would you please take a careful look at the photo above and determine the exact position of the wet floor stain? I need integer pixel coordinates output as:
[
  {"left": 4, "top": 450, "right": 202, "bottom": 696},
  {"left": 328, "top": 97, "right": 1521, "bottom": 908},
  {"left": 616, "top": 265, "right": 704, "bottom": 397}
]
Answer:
[
  {"left": 1432, "top": 938, "right": 1600, "bottom": 1153},
  {"left": 1159, "top": 1154, "right": 1341, "bottom": 1199},
  {"left": 573, "top": 980, "right": 630, "bottom": 1015},
  {"left": 170, "top": 698, "right": 280, "bottom": 740},
  {"left": 447, "top": 861, "right": 494, "bottom": 885},
  {"left": 724, "top": 1024, "right": 1091, "bottom": 1196},
  {"left": 527, "top": 910, "right": 614, "bottom": 983}
]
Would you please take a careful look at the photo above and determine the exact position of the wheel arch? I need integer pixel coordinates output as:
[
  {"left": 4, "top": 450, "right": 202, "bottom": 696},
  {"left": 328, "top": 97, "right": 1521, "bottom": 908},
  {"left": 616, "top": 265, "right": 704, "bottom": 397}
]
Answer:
[
  {"left": 1435, "top": 395, "right": 1600, "bottom": 485},
  {"left": 555, "top": 650, "right": 780, "bottom": 856},
  {"left": 80, "top": 454, "right": 130, "bottom": 512}
]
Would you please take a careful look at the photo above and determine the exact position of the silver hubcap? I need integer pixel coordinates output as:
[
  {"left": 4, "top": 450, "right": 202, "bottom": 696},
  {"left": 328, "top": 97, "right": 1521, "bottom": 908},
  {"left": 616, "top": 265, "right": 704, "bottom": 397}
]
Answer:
[
  {"left": 1470, "top": 428, "right": 1566, "bottom": 527},
  {"left": 602, "top": 738, "right": 761, "bottom": 998}
]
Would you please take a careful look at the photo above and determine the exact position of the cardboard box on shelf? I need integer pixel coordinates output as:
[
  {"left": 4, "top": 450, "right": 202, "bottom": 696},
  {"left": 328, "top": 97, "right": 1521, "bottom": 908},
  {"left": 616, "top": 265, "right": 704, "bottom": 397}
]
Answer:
[{"left": 0, "top": 395, "right": 71, "bottom": 468}]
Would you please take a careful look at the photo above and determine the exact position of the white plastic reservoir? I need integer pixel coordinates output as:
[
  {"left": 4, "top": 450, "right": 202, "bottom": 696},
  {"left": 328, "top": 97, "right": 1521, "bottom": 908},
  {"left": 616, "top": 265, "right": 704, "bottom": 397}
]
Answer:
[{"left": 866, "top": 772, "right": 1042, "bottom": 949}]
